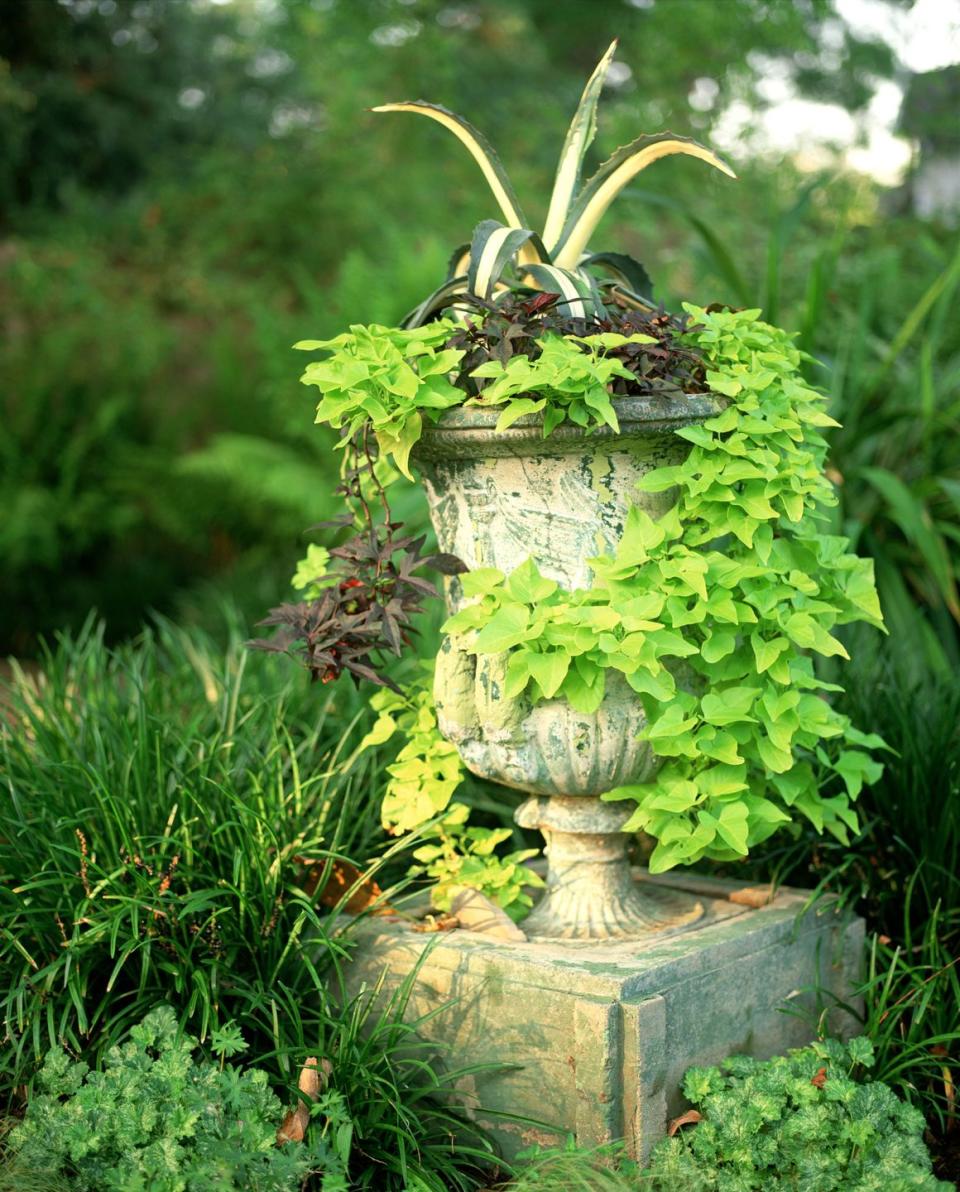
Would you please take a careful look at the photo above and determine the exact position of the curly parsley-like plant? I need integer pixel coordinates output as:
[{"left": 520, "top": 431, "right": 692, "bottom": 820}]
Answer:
[
  {"left": 3, "top": 1006, "right": 347, "bottom": 1192},
  {"left": 645, "top": 1037, "right": 950, "bottom": 1191}
]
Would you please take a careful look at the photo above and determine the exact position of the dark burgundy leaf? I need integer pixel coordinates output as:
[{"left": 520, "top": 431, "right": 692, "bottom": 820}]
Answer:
[{"left": 424, "top": 553, "right": 468, "bottom": 576}]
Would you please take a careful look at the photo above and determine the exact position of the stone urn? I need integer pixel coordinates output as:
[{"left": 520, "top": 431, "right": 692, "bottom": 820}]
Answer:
[{"left": 413, "top": 393, "right": 720, "bottom": 940}]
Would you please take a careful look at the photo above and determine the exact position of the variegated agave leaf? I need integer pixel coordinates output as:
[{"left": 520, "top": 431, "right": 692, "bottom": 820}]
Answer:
[
  {"left": 579, "top": 252, "right": 654, "bottom": 303},
  {"left": 553, "top": 132, "right": 736, "bottom": 269},
  {"left": 377, "top": 61, "right": 734, "bottom": 321},
  {"left": 371, "top": 101, "right": 529, "bottom": 231},
  {"left": 445, "top": 242, "right": 471, "bottom": 280},
  {"left": 542, "top": 39, "right": 618, "bottom": 252},
  {"left": 400, "top": 276, "right": 469, "bottom": 328},
  {"left": 467, "top": 220, "right": 549, "bottom": 301}
]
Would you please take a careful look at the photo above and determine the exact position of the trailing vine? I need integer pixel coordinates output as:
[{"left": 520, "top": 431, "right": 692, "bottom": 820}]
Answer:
[
  {"left": 443, "top": 306, "right": 886, "bottom": 873},
  {"left": 357, "top": 670, "right": 542, "bottom": 916}
]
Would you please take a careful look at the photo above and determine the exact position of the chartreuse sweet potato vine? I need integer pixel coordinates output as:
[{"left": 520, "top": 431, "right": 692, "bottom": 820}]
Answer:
[
  {"left": 443, "top": 306, "right": 887, "bottom": 873},
  {"left": 298, "top": 319, "right": 661, "bottom": 469},
  {"left": 356, "top": 668, "right": 543, "bottom": 918}
]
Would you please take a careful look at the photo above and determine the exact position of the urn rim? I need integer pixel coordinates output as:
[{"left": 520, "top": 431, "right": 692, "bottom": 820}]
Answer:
[{"left": 413, "top": 392, "right": 722, "bottom": 460}]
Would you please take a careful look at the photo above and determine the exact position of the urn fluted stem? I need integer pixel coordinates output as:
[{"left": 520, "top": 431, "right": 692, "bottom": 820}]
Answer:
[{"left": 515, "top": 796, "right": 703, "bottom": 940}]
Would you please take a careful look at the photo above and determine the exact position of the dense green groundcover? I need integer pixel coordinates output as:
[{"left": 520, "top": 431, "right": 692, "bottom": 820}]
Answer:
[
  {"left": 2, "top": 1022, "right": 949, "bottom": 1191},
  {"left": 509, "top": 1041, "right": 951, "bottom": 1192},
  {"left": 2, "top": 1007, "right": 346, "bottom": 1192}
]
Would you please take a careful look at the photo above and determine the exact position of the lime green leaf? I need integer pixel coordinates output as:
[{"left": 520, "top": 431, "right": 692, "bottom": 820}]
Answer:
[
  {"left": 527, "top": 651, "right": 571, "bottom": 699},
  {"left": 832, "top": 750, "right": 884, "bottom": 799},
  {"left": 699, "top": 802, "right": 749, "bottom": 854},
  {"left": 751, "top": 634, "right": 789, "bottom": 673},
  {"left": 561, "top": 662, "right": 606, "bottom": 714},
  {"left": 646, "top": 703, "right": 699, "bottom": 740},
  {"left": 495, "top": 397, "right": 547, "bottom": 431},
  {"left": 702, "top": 630, "right": 737, "bottom": 663},
  {"left": 696, "top": 764, "right": 748, "bottom": 798},
  {"left": 700, "top": 687, "right": 760, "bottom": 726},
  {"left": 504, "top": 651, "right": 532, "bottom": 700},
  {"left": 473, "top": 604, "right": 532, "bottom": 653},
  {"left": 695, "top": 727, "right": 742, "bottom": 766},
  {"left": 506, "top": 557, "right": 559, "bottom": 604},
  {"left": 646, "top": 780, "right": 699, "bottom": 813},
  {"left": 461, "top": 568, "right": 506, "bottom": 598}
]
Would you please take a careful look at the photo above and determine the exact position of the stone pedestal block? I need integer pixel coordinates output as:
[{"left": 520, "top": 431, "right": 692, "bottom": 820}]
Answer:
[{"left": 343, "top": 870, "right": 863, "bottom": 1163}]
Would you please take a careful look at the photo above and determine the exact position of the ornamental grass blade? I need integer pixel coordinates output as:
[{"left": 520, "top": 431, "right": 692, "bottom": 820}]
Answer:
[
  {"left": 859, "top": 465, "right": 960, "bottom": 621},
  {"left": 542, "top": 38, "right": 618, "bottom": 251},
  {"left": 371, "top": 101, "right": 528, "bottom": 230},
  {"left": 553, "top": 132, "right": 735, "bottom": 269}
]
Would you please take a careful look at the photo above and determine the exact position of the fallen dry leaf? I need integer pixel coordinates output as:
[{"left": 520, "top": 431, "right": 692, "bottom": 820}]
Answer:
[
  {"left": 412, "top": 913, "right": 460, "bottom": 933},
  {"left": 811, "top": 1066, "right": 828, "bottom": 1089},
  {"left": 277, "top": 1056, "right": 332, "bottom": 1145},
  {"left": 931, "top": 1045, "right": 955, "bottom": 1123},
  {"left": 296, "top": 857, "right": 393, "bottom": 915},
  {"left": 668, "top": 1109, "right": 703, "bottom": 1136},
  {"left": 728, "top": 884, "right": 775, "bottom": 908},
  {"left": 450, "top": 888, "right": 526, "bottom": 942}
]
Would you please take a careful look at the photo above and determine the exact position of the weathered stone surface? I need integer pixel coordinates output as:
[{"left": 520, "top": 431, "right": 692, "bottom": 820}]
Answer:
[{"left": 343, "top": 869, "right": 864, "bottom": 1163}]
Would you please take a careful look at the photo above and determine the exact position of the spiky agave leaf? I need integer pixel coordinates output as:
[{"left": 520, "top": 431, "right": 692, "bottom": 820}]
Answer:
[
  {"left": 445, "top": 242, "right": 471, "bottom": 279},
  {"left": 467, "top": 220, "right": 549, "bottom": 300},
  {"left": 579, "top": 251, "right": 654, "bottom": 302},
  {"left": 371, "top": 101, "right": 528, "bottom": 231},
  {"left": 400, "top": 276, "right": 469, "bottom": 328},
  {"left": 553, "top": 133, "right": 736, "bottom": 270},
  {"left": 521, "top": 263, "right": 599, "bottom": 320},
  {"left": 541, "top": 39, "right": 619, "bottom": 252}
]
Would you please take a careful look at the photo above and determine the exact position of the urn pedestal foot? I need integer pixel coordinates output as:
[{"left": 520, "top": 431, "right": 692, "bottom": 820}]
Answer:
[{"left": 515, "top": 795, "right": 704, "bottom": 940}]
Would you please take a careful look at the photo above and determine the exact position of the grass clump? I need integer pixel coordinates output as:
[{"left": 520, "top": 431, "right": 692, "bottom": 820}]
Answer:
[{"left": 0, "top": 617, "right": 496, "bottom": 1191}]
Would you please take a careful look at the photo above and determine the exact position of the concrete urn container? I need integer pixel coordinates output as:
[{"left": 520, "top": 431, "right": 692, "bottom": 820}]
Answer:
[{"left": 413, "top": 392, "right": 720, "bottom": 940}]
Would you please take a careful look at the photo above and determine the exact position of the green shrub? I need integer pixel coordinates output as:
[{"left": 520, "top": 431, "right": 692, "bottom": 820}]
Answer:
[
  {"left": 1, "top": 1006, "right": 341, "bottom": 1192},
  {"left": 643, "top": 1037, "right": 951, "bottom": 1191}
]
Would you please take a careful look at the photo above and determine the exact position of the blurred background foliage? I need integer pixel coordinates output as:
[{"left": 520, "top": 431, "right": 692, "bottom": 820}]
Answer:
[{"left": 1, "top": 0, "right": 958, "bottom": 677}]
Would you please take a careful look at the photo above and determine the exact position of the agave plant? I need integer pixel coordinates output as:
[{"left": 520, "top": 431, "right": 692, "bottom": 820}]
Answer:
[{"left": 374, "top": 40, "right": 736, "bottom": 326}]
